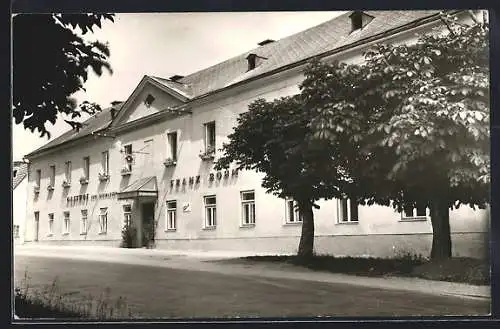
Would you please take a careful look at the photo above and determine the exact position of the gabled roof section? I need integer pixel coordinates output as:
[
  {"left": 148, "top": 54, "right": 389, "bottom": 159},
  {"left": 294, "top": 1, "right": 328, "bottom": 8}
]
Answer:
[
  {"left": 25, "top": 102, "right": 124, "bottom": 158},
  {"left": 13, "top": 162, "right": 28, "bottom": 189},
  {"left": 109, "top": 75, "right": 192, "bottom": 129},
  {"left": 155, "top": 10, "right": 441, "bottom": 98}
]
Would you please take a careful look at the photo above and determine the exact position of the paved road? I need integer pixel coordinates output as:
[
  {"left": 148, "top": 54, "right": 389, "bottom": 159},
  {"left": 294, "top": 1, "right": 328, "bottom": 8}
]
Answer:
[{"left": 14, "top": 254, "right": 489, "bottom": 319}]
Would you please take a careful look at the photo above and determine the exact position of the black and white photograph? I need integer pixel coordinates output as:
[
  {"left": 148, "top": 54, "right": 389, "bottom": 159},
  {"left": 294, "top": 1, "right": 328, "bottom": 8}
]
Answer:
[{"left": 11, "top": 9, "right": 491, "bottom": 320}]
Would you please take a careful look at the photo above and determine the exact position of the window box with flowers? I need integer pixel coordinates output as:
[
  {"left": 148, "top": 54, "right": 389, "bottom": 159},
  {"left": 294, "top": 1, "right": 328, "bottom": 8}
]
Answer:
[
  {"left": 163, "top": 158, "right": 177, "bottom": 167},
  {"left": 47, "top": 185, "right": 55, "bottom": 192},
  {"left": 33, "top": 186, "right": 40, "bottom": 194},
  {"left": 121, "top": 167, "right": 132, "bottom": 176},
  {"left": 79, "top": 177, "right": 89, "bottom": 185},
  {"left": 98, "top": 172, "right": 110, "bottom": 181},
  {"left": 199, "top": 146, "right": 215, "bottom": 161},
  {"left": 62, "top": 180, "right": 71, "bottom": 188}
]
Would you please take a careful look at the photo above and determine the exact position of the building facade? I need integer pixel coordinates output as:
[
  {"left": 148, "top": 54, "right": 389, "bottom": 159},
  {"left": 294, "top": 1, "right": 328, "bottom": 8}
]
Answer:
[
  {"left": 13, "top": 161, "right": 28, "bottom": 245},
  {"left": 22, "top": 10, "right": 490, "bottom": 258}
]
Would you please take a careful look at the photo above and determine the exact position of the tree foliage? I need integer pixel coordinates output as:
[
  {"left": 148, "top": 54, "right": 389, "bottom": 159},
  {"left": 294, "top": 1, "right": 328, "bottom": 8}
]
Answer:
[
  {"left": 216, "top": 11, "right": 489, "bottom": 259},
  {"left": 13, "top": 13, "right": 115, "bottom": 138}
]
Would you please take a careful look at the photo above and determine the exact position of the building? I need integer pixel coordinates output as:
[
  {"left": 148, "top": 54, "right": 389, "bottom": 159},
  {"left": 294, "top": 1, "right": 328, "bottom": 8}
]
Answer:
[
  {"left": 13, "top": 161, "right": 28, "bottom": 244},
  {"left": 22, "top": 10, "right": 490, "bottom": 258}
]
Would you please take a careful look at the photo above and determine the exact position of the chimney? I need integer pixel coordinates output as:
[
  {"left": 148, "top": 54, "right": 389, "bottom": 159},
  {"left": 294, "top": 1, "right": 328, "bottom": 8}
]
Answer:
[
  {"left": 349, "top": 11, "right": 374, "bottom": 32},
  {"left": 258, "top": 39, "right": 275, "bottom": 46},
  {"left": 169, "top": 75, "right": 184, "bottom": 82}
]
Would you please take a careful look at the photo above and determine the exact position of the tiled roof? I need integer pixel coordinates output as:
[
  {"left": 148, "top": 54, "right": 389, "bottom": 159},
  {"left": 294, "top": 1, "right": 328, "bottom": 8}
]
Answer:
[
  {"left": 13, "top": 162, "right": 28, "bottom": 189},
  {"left": 153, "top": 10, "right": 441, "bottom": 98},
  {"left": 26, "top": 11, "right": 441, "bottom": 157},
  {"left": 26, "top": 102, "right": 123, "bottom": 157}
]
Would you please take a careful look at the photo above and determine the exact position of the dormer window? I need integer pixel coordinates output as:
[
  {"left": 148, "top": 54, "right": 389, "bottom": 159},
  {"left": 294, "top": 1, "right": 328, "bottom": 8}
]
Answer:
[
  {"left": 349, "top": 11, "right": 374, "bottom": 33},
  {"left": 13, "top": 170, "right": 17, "bottom": 177},
  {"left": 246, "top": 53, "right": 268, "bottom": 72},
  {"left": 144, "top": 94, "right": 155, "bottom": 107},
  {"left": 247, "top": 53, "right": 257, "bottom": 71}
]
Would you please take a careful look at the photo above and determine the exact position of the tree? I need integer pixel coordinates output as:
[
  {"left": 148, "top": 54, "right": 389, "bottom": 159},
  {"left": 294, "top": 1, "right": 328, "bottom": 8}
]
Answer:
[
  {"left": 12, "top": 13, "right": 115, "bottom": 138},
  {"left": 305, "top": 11, "right": 489, "bottom": 260},
  {"left": 214, "top": 96, "right": 351, "bottom": 258}
]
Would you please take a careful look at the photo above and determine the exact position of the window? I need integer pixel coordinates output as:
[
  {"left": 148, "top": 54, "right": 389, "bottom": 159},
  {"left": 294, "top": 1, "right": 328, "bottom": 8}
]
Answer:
[
  {"left": 402, "top": 204, "right": 429, "bottom": 220},
  {"left": 350, "top": 11, "right": 363, "bottom": 31},
  {"left": 102, "top": 151, "right": 109, "bottom": 175},
  {"left": 285, "top": 198, "right": 302, "bottom": 224},
  {"left": 241, "top": 191, "right": 256, "bottom": 225},
  {"left": 35, "top": 169, "right": 41, "bottom": 187},
  {"left": 64, "top": 161, "right": 72, "bottom": 182},
  {"left": 145, "top": 94, "right": 155, "bottom": 107},
  {"left": 83, "top": 157, "right": 90, "bottom": 179},
  {"left": 204, "top": 196, "right": 217, "bottom": 228},
  {"left": 49, "top": 165, "right": 56, "bottom": 186},
  {"left": 124, "top": 144, "right": 133, "bottom": 170},
  {"left": 13, "top": 225, "right": 19, "bottom": 238},
  {"left": 13, "top": 170, "right": 17, "bottom": 178},
  {"left": 167, "top": 132, "right": 178, "bottom": 161},
  {"left": 48, "top": 213, "right": 54, "bottom": 235},
  {"left": 204, "top": 122, "right": 216, "bottom": 153},
  {"left": 166, "top": 201, "right": 177, "bottom": 230},
  {"left": 338, "top": 198, "right": 359, "bottom": 223},
  {"left": 81, "top": 210, "right": 88, "bottom": 234},
  {"left": 63, "top": 212, "right": 70, "bottom": 234},
  {"left": 123, "top": 205, "right": 132, "bottom": 227},
  {"left": 99, "top": 208, "right": 108, "bottom": 234}
]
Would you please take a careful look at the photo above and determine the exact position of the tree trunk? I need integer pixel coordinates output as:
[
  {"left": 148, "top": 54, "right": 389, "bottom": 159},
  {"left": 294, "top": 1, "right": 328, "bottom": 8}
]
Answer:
[
  {"left": 429, "top": 199, "right": 452, "bottom": 260},
  {"left": 297, "top": 199, "right": 315, "bottom": 259}
]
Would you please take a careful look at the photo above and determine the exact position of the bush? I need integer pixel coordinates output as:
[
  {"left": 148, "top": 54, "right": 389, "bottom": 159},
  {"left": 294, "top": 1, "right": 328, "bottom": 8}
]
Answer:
[{"left": 120, "top": 224, "right": 138, "bottom": 248}]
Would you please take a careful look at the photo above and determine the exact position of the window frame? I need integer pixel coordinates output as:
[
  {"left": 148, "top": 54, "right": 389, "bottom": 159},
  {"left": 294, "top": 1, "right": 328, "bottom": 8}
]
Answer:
[
  {"left": 204, "top": 121, "right": 216, "bottom": 153},
  {"left": 102, "top": 151, "right": 109, "bottom": 175},
  {"left": 166, "top": 200, "right": 177, "bottom": 231},
  {"left": 123, "top": 204, "right": 132, "bottom": 228},
  {"left": 63, "top": 211, "right": 70, "bottom": 234},
  {"left": 337, "top": 198, "right": 359, "bottom": 224},
  {"left": 48, "top": 213, "right": 54, "bottom": 236},
  {"left": 35, "top": 169, "right": 41, "bottom": 187},
  {"left": 124, "top": 144, "right": 133, "bottom": 170},
  {"left": 167, "top": 131, "right": 178, "bottom": 161},
  {"left": 83, "top": 156, "right": 90, "bottom": 179},
  {"left": 285, "top": 198, "right": 302, "bottom": 224},
  {"left": 400, "top": 205, "right": 430, "bottom": 221},
  {"left": 204, "top": 195, "right": 217, "bottom": 229},
  {"left": 241, "top": 190, "right": 256, "bottom": 226},
  {"left": 99, "top": 208, "right": 108, "bottom": 234},
  {"left": 64, "top": 161, "right": 72, "bottom": 182},
  {"left": 49, "top": 165, "right": 56, "bottom": 186},
  {"left": 80, "top": 209, "right": 88, "bottom": 235}
]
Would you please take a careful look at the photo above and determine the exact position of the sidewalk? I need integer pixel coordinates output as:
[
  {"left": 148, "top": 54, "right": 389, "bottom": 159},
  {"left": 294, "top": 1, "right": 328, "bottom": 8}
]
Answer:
[{"left": 14, "top": 244, "right": 490, "bottom": 301}]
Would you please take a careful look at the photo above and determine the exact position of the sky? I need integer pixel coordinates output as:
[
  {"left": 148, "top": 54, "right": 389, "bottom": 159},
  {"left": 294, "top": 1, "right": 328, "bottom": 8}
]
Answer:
[{"left": 12, "top": 11, "right": 345, "bottom": 161}]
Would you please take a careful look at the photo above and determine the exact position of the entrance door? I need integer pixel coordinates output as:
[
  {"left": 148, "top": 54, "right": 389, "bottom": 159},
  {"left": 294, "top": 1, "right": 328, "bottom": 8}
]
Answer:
[
  {"left": 141, "top": 202, "right": 155, "bottom": 247},
  {"left": 34, "top": 211, "right": 39, "bottom": 242}
]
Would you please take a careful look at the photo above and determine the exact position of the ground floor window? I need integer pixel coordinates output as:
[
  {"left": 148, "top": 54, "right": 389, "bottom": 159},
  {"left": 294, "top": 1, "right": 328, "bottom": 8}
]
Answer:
[
  {"left": 241, "top": 191, "right": 255, "bottom": 225},
  {"left": 80, "top": 210, "right": 88, "bottom": 234},
  {"left": 166, "top": 201, "right": 177, "bottom": 230},
  {"left": 338, "top": 198, "right": 359, "bottom": 223},
  {"left": 204, "top": 195, "right": 216, "bottom": 228},
  {"left": 48, "top": 213, "right": 54, "bottom": 235},
  {"left": 99, "top": 208, "right": 108, "bottom": 234},
  {"left": 285, "top": 198, "right": 302, "bottom": 224},
  {"left": 123, "top": 205, "right": 132, "bottom": 227},
  {"left": 401, "top": 204, "right": 429, "bottom": 220},
  {"left": 13, "top": 225, "right": 19, "bottom": 238},
  {"left": 63, "top": 211, "right": 70, "bottom": 234}
]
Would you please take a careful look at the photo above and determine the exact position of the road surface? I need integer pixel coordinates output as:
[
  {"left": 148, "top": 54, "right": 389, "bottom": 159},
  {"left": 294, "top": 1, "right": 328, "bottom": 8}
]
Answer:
[{"left": 14, "top": 254, "right": 489, "bottom": 319}]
